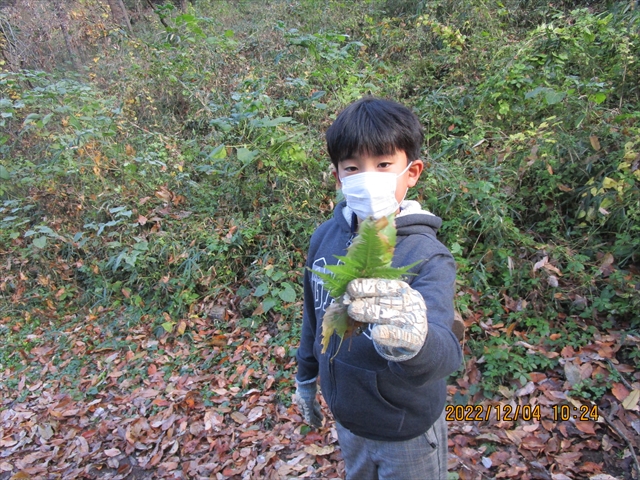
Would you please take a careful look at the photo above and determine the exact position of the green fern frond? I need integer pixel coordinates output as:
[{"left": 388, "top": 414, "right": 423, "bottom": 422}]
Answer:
[{"left": 311, "top": 214, "right": 419, "bottom": 355}]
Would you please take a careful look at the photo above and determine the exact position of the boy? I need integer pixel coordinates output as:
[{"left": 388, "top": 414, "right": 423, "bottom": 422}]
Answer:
[{"left": 294, "top": 97, "right": 462, "bottom": 480}]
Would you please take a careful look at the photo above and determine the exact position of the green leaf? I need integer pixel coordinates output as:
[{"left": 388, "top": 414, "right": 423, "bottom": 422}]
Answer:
[
  {"left": 278, "top": 282, "right": 296, "bottom": 303},
  {"left": 253, "top": 282, "right": 269, "bottom": 297},
  {"left": 208, "top": 144, "right": 227, "bottom": 159},
  {"left": 313, "top": 214, "right": 418, "bottom": 354},
  {"left": 133, "top": 241, "right": 149, "bottom": 251},
  {"left": 0, "top": 165, "right": 9, "bottom": 180},
  {"left": 161, "top": 321, "right": 175, "bottom": 333},
  {"left": 262, "top": 297, "right": 278, "bottom": 313},
  {"left": 262, "top": 116, "right": 292, "bottom": 127},
  {"left": 318, "top": 215, "right": 412, "bottom": 298},
  {"left": 23, "top": 113, "right": 41, "bottom": 124},
  {"left": 32, "top": 236, "right": 47, "bottom": 249},
  {"left": 237, "top": 147, "right": 258, "bottom": 164},
  {"left": 545, "top": 89, "right": 566, "bottom": 105}
]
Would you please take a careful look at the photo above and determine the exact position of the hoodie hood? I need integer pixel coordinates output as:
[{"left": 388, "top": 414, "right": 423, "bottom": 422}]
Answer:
[{"left": 339, "top": 200, "right": 442, "bottom": 237}]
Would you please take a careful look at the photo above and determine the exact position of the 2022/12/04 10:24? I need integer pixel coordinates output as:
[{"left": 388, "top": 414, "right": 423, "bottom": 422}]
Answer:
[{"left": 445, "top": 404, "right": 599, "bottom": 422}]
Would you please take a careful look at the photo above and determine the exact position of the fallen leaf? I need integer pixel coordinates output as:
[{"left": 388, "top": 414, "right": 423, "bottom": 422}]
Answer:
[
  {"left": 9, "top": 472, "right": 30, "bottom": 480},
  {"left": 515, "top": 381, "right": 535, "bottom": 397},
  {"left": 37, "top": 424, "right": 54, "bottom": 440},
  {"left": 231, "top": 411, "right": 248, "bottom": 424},
  {"left": 104, "top": 448, "right": 121, "bottom": 457},
  {"left": 533, "top": 256, "right": 548, "bottom": 272},
  {"left": 575, "top": 420, "right": 596, "bottom": 435},
  {"left": 564, "top": 362, "right": 582, "bottom": 387},
  {"left": 304, "top": 445, "right": 335, "bottom": 456},
  {"left": 611, "top": 382, "right": 630, "bottom": 402},
  {"left": 622, "top": 389, "right": 640, "bottom": 410},
  {"left": 551, "top": 474, "right": 572, "bottom": 480},
  {"left": 598, "top": 252, "right": 615, "bottom": 276}
]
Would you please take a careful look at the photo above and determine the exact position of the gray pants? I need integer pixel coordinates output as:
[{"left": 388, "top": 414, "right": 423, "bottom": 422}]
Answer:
[{"left": 336, "top": 410, "right": 448, "bottom": 480}]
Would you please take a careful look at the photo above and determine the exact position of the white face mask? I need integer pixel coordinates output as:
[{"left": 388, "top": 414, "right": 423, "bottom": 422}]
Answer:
[{"left": 340, "top": 162, "right": 412, "bottom": 220}]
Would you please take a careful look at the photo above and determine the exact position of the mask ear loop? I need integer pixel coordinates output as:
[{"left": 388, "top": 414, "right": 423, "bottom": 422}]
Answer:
[{"left": 397, "top": 161, "right": 414, "bottom": 209}]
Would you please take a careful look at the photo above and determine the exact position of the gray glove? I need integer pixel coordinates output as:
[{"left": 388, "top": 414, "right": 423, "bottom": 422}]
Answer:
[
  {"left": 345, "top": 278, "right": 428, "bottom": 362},
  {"left": 293, "top": 379, "right": 323, "bottom": 428}
]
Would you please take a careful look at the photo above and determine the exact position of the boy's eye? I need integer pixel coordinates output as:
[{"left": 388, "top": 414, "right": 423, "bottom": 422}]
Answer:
[
  {"left": 344, "top": 166, "right": 358, "bottom": 173},
  {"left": 378, "top": 162, "right": 391, "bottom": 168}
]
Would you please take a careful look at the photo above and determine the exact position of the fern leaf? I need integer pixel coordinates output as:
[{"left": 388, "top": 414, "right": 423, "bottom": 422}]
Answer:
[{"left": 312, "top": 214, "right": 418, "bottom": 355}]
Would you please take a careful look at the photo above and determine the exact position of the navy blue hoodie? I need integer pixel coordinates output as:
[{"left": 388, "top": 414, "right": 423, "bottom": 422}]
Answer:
[{"left": 296, "top": 200, "right": 462, "bottom": 441}]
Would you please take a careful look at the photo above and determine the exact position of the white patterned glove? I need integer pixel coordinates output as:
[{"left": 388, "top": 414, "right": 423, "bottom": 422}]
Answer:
[
  {"left": 293, "top": 379, "right": 323, "bottom": 428},
  {"left": 345, "top": 278, "right": 428, "bottom": 362}
]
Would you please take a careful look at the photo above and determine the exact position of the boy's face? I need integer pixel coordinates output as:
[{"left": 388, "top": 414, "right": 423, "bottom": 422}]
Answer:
[{"left": 333, "top": 150, "right": 424, "bottom": 211}]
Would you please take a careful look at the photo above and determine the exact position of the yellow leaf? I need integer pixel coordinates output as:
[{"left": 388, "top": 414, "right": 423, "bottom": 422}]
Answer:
[
  {"left": 9, "top": 472, "right": 31, "bottom": 480},
  {"left": 602, "top": 177, "right": 618, "bottom": 189},
  {"left": 622, "top": 389, "right": 640, "bottom": 410},
  {"left": 177, "top": 320, "right": 187, "bottom": 335},
  {"left": 321, "top": 302, "right": 350, "bottom": 354},
  {"left": 589, "top": 135, "right": 601, "bottom": 151}
]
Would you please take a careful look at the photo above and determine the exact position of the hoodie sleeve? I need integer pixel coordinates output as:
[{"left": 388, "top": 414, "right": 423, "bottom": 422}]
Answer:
[
  {"left": 389, "top": 241, "right": 462, "bottom": 382},
  {"left": 295, "top": 264, "right": 320, "bottom": 383}
]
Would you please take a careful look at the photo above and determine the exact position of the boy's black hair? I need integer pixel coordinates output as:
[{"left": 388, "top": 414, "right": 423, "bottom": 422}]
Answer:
[{"left": 326, "top": 96, "right": 424, "bottom": 167}]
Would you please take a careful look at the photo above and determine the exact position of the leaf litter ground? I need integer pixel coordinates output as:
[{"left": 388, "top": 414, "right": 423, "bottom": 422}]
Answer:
[{"left": 1, "top": 299, "right": 639, "bottom": 479}]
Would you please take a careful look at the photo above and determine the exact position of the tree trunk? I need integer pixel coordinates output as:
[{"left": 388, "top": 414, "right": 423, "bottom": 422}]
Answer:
[
  {"left": 52, "top": 0, "right": 80, "bottom": 70},
  {"left": 107, "top": 0, "right": 132, "bottom": 33},
  {"left": 179, "top": 0, "right": 188, "bottom": 12},
  {"left": 145, "top": 0, "right": 169, "bottom": 29},
  {"left": 0, "top": 14, "right": 20, "bottom": 71}
]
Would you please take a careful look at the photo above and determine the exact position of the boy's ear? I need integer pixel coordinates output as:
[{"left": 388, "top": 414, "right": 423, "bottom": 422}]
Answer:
[
  {"left": 407, "top": 159, "right": 424, "bottom": 187},
  {"left": 330, "top": 164, "right": 341, "bottom": 188}
]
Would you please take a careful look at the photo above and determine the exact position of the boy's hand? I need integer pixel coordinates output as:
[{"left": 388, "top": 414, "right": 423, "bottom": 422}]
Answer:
[
  {"left": 345, "top": 278, "right": 428, "bottom": 362},
  {"left": 293, "top": 380, "right": 323, "bottom": 428}
]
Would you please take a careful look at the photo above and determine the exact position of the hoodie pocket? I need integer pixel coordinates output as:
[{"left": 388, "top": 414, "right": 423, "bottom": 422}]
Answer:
[{"left": 331, "top": 359, "right": 406, "bottom": 436}]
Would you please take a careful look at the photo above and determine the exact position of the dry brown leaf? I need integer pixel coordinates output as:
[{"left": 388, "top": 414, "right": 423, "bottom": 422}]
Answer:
[
  {"left": 9, "top": 472, "right": 30, "bottom": 480},
  {"left": 574, "top": 420, "right": 596, "bottom": 435},
  {"left": 304, "top": 445, "right": 335, "bottom": 456},
  {"left": 622, "top": 389, "right": 640, "bottom": 410},
  {"left": 598, "top": 252, "right": 615, "bottom": 276},
  {"left": 104, "top": 448, "right": 121, "bottom": 457},
  {"left": 611, "top": 382, "right": 630, "bottom": 402},
  {"left": 533, "top": 256, "right": 548, "bottom": 272},
  {"left": 564, "top": 362, "right": 582, "bottom": 387},
  {"left": 230, "top": 411, "right": 248, "bottom": 424},
  {"left": 515, "top": 381, "right": 535, "bottom": 397},
  {"left": 554, "top": 451, "right": 582, "bottom": 466}
]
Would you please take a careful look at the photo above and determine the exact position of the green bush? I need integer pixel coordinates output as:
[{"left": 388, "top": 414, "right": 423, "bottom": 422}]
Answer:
[{"left": 1, "top": 0, "right": 638, "bottom": 398}]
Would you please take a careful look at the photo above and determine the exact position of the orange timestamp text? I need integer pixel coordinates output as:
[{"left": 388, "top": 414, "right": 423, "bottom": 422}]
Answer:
[
  {"left": 445, "top": 404, "right": 599, "bottom": 422},
  {"left": 445, "top": 404, "right": 540, "bottom": 422}
]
